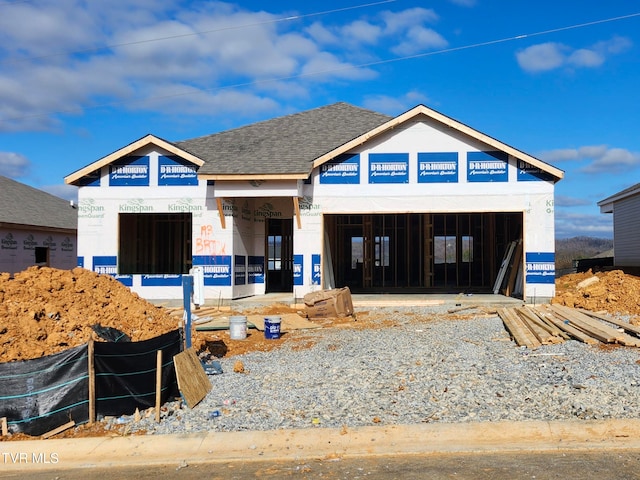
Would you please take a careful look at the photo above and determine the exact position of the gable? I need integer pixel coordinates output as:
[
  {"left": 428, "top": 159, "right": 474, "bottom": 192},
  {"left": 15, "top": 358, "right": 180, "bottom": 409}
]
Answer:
[
  {"left": 65, "top": 134, "right": 204, "bottom": 186},
  {"left": 313, "top": 105, "right": 563, "bottom": 182}
]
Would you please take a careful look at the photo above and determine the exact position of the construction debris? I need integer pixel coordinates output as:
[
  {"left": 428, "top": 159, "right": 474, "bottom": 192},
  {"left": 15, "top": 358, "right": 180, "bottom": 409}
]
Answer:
[{"left": 498, "top": 304, "right": 640, "bottom": 349}]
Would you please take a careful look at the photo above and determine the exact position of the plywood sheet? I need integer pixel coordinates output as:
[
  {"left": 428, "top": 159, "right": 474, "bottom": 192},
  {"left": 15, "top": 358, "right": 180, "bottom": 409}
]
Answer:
[{"left": 173, "top": 348, "right": 211, "bottom": 409}]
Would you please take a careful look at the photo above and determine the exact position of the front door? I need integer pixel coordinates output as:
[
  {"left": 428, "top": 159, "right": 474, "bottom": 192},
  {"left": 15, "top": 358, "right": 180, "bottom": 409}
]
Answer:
[{"left": 266, "top": 218, "right": 293, "bottom": 293}]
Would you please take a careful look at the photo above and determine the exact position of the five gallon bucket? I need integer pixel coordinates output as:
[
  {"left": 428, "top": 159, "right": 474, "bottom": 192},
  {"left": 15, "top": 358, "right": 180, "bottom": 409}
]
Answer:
[
  {"left": 229, "top": 316, "right": 247, "bottom": 340},
  {"left": 264, "top": 316, "right": 282, "bottom": 340}
]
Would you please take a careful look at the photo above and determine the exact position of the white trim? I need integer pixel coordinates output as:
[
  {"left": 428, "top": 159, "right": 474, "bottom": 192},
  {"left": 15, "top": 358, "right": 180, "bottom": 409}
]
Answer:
[{"left": 65, "top": 134, "right": 204, "bottom": 185}]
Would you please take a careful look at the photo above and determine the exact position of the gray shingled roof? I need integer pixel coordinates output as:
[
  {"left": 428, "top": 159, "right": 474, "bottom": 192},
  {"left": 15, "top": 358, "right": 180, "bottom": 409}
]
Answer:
[
  {"left": 0, "top": 176, "right": 77, "bottom": 230},
  {"left": 175, "top": 102, "right": 392, "bottom": 176}
]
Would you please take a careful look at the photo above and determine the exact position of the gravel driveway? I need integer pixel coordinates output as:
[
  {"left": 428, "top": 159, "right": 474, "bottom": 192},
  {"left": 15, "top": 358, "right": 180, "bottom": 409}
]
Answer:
[{"left": 113, "top": 306, "right": 640, "bottom": 435}]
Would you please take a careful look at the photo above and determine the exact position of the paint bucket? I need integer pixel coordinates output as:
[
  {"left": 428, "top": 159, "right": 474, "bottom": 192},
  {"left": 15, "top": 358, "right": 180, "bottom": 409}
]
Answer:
[
  {"left": 229, "top": 316, "right": 247, "bottom": 340},
  {"left": 264, "top": 316, "right": 281, "bottom": 340}
]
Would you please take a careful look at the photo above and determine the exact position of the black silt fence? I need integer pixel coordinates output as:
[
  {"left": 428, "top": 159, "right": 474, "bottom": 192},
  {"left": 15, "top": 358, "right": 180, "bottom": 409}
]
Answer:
[
  {"left": 0, "top": 329, "right": 182, "bottom": 436},
  {"left": 0, "top": 345, "right": 89, "bottom": 436},
  {"left": 93, "top": 329, "right": 181, "bottom": 416}
]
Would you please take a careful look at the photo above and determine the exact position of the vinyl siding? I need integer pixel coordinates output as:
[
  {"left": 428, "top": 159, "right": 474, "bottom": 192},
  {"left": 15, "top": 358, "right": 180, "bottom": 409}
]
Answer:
[{"left": 613, "top": 194, "right": 640, "bottom": 266}]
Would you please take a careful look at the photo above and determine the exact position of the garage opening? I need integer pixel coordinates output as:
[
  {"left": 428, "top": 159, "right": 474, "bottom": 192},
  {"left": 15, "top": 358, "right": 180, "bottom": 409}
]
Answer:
[
  {"left": 324, "top": 213, "right": 522, "bottom": 293},
  {"left": 118, "top": 213, "right": 192, "bottom": 274}
]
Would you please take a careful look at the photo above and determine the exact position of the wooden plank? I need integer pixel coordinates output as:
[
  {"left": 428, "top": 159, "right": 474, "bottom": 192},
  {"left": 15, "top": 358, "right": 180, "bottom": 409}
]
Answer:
[
  {"left": 156, "top": 350, "right": 162, "bottom": 423},
  {"left": 88, "top": 339, "right": 95, "bottom": 425},
  {"left": 579, "top": 309, "right": 640, "bottom": 336},
  {"left": 538, "top": 307, "right": 599, "bottom": 345},
  {"left": 514, "top": 308, "right": 561, "bottom": 345},
  {"left": 1, "top": 417, "right": 7, "bottom": 436},
  {"left": 550, "top": 305, "right": 618, "bottom": 343},
  {"left": 494, "top": 242, "right": 516, "bottom": 294},
  {"left": 41, "top": 420, "right": 75, "bottom": 439},
  {"left": 173, "top": 348, "right": 212, "bottom": 409},
  {"left": 497, "top": 308, "right": 541, "bottom": 349},
  {"left": 216, "top": 198, "right": 226, "bottom": 229},
  {"left": 530, "top": 307, "right": 571, "bottom": 340},
  {"left": 293, "top": 197, "right": 302, "bottom": 230},
  {"left": 519, "top": 307, "right": 566, "bottom": 338},
  {"left": 505, "top": 240, "right": 523, "bottom": 297}
]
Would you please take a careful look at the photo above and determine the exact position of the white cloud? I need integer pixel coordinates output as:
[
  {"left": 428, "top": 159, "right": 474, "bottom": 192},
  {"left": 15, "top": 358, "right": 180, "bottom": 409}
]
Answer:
[
  {"left": 581, "top": 148, "right": 640, "bottom": 174},
  {"left": 0, "top": 152, "right": 31, "bottom": 178},
  {"left": 42, "top": 183, "right": 79, "bottom": 203},
  {"left": 554, "top": 195, "right": 591, "bottom": 207},
  {"left": 568, "top": 48, "right": 604, "bottom": 68},
  {"left": 341, "top": 20, "right": 382, "bottom": 45},
  {"left": 362, "top": 91, "right": 430, "bottom": 115},
  {"left": 555, "top": 211, "right": 612, "bottom": 239},
  {"left": 300, "top": 52, "right": 377, "bottom": 81},
  {"left": 516, "top": 43, "right": 566, "bottom": 72},
  {"left": 516, "top": 36, "right": 632, "bottom": 73},
  {"left": 380, "top": 8, "right": 439, "bottom": 35},
  {"left": 0, "top": 2, "right": 449, "bottom": 132},
  {"left": 539, "top": 145, "right": 640, "bottom": 174},
  {"left": 448, "top": 0, "right": 476, "bottom": 6},
  {"left": 392, "top": 26, "right": 448, "bottom": 56}
]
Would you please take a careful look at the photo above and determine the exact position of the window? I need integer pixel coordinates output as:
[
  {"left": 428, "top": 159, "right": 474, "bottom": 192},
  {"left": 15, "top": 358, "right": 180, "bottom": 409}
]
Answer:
[
  {"left": 119, "top": 213, "right": 192, "bottom": 274},
  {"left": 351, "top": 236, "right": 363, "bottom": 269},
  {"left": 267, "top": 235, "right": 282, "bottom": 270},
  {"left": 35, "top": 247, "right": 49, "bottom": 265},
  {"left": 434, "top": 236, "right": 456, "bottom": 264},
  {"left": 374, "top": 235, "right": 390, "bottom": 267},
  {"left": 461, "top": 235, "right": 474, "bottom": 263}
]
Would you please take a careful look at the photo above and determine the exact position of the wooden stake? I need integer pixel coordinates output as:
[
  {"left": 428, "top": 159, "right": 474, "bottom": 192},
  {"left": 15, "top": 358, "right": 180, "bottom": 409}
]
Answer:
[
  {"left": 1, "top": 417, "right": 7, "bottom": 436},
  {"left": 88, "top": 339, "right": 95, "bottom": 424},
  {"left": 156, "top": 349, "right": 162, "bottom": 423}
]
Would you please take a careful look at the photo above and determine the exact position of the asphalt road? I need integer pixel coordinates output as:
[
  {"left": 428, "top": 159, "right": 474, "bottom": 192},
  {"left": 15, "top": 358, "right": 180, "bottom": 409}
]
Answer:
[{"left": 3, "top": 449, "right": 640, "bottom": 480}]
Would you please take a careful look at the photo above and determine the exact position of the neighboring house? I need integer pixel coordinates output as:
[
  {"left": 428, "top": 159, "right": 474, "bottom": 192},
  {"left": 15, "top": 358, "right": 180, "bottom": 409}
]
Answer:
[
  {"left": 64, "top": 103, "right": 563, "bottom": 302},
  {"left": 598, "top": 183, "right": 640, "bottom": 270},
  {"left": 0, "top": 175, "right": 78, "bottom": 275}
]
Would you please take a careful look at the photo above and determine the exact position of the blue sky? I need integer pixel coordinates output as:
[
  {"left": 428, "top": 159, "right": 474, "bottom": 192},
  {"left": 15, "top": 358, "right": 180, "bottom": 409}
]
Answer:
[{"left": 1, "top": 0, "right": 639, "bottom": 239}]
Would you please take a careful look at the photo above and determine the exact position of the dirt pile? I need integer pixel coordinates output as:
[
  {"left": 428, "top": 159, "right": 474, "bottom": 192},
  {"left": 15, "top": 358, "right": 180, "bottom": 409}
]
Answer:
[
  {"left": 552, "top": 269, "right": 640, "bottom": 319},
  {"left": 0, "top": 266, "right": 180, "bottom": 362}
]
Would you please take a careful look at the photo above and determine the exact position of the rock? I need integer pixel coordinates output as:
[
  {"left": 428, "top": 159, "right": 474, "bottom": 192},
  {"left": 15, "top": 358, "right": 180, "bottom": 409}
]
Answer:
[{"left": 577, "top": 276, "right": 599, "bottom": 289}]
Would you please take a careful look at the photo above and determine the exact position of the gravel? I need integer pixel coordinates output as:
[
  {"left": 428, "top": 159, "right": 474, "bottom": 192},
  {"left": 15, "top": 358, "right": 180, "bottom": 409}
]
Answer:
[{"left": 110, "top": 306, "right": 640, "bottom": 435}]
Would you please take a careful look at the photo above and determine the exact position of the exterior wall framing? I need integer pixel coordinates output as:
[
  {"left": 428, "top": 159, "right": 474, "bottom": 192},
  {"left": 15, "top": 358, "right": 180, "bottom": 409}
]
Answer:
[{"left": 66, "top": 105, "right": 561, "bottom": 303}]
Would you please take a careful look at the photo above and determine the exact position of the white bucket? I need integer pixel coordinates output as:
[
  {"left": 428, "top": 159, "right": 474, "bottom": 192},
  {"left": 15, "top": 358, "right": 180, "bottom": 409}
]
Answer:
[{"left": 229, "top": 316, "right": 247, "bottom": 340}]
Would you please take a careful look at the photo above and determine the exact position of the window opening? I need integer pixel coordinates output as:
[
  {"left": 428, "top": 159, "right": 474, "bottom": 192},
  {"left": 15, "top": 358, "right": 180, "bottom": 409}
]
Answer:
[{"left": 119, "top": 213, "right": 192, "bottom": 274}]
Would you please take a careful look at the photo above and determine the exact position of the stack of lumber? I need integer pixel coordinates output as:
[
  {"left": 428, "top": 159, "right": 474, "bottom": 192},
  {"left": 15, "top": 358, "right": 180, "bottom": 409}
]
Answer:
[{"left": 497, "top": 304, "right": 640, "bottom": 349}]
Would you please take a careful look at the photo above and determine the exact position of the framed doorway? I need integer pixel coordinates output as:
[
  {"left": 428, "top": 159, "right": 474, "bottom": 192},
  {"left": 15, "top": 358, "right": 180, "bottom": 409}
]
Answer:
[{"left": 265, "top": 218, "right": 293, "bottom": 292}]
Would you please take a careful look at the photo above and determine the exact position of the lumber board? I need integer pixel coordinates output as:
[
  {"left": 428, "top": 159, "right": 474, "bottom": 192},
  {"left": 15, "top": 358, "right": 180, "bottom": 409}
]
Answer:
[
  {"left": 497, "top": 308, "right": 541, "bottom": 349},
  {"left": 173, "top": 348, "right": 212, "bottom": 409},
  {"left": 514, "top": 308, "right": 548, "bottom": 344},
  {"left": 505, "top": 241, "right": 523, "bottom": 297},
  {"left": 549, "top": 305, "right": 618, "bottom": 343},
  {"left": 529, "top": 307, "right": 571, "bottom": 340},
  {"left": 494, "top": 241, "right": 516, "bottom": 294},
  {"left": 41, "top": 420, "right": 75, "bottom": 439},
  {"left": 517, "top": 307, "right": 564, "bottom": 343},
  {"left": 579, "top": 309, "right": 640, "bottom": 336},
  {"left": 1, "top": 417, "right": 7, "bottom": 436},
  {"left": 539, "top": 308, "right": 599, "bottom": 345}
]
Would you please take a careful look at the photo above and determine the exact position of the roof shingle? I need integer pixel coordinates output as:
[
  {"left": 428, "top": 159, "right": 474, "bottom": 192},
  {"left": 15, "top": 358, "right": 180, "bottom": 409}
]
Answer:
[
  {"left": 176, "top": 102, "right": 392, "bottom": 176},
  {"left": 0, "top": 176, "right": 77, "bottom": 230}
]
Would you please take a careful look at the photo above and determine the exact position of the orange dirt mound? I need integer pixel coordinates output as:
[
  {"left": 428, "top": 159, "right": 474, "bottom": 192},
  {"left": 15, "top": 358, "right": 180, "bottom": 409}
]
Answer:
[
  {"left": 0, "top": 266, "right": 180, "bottom": 362},
  {"left": 552, "top": 269, "right": 640, "bottom": 318}
]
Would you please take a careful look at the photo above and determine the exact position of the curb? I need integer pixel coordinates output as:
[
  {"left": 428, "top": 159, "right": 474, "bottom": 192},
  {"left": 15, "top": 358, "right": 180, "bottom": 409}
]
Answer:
[{"left": 2, "top": 419, "right": 640, "bottom": 472}]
